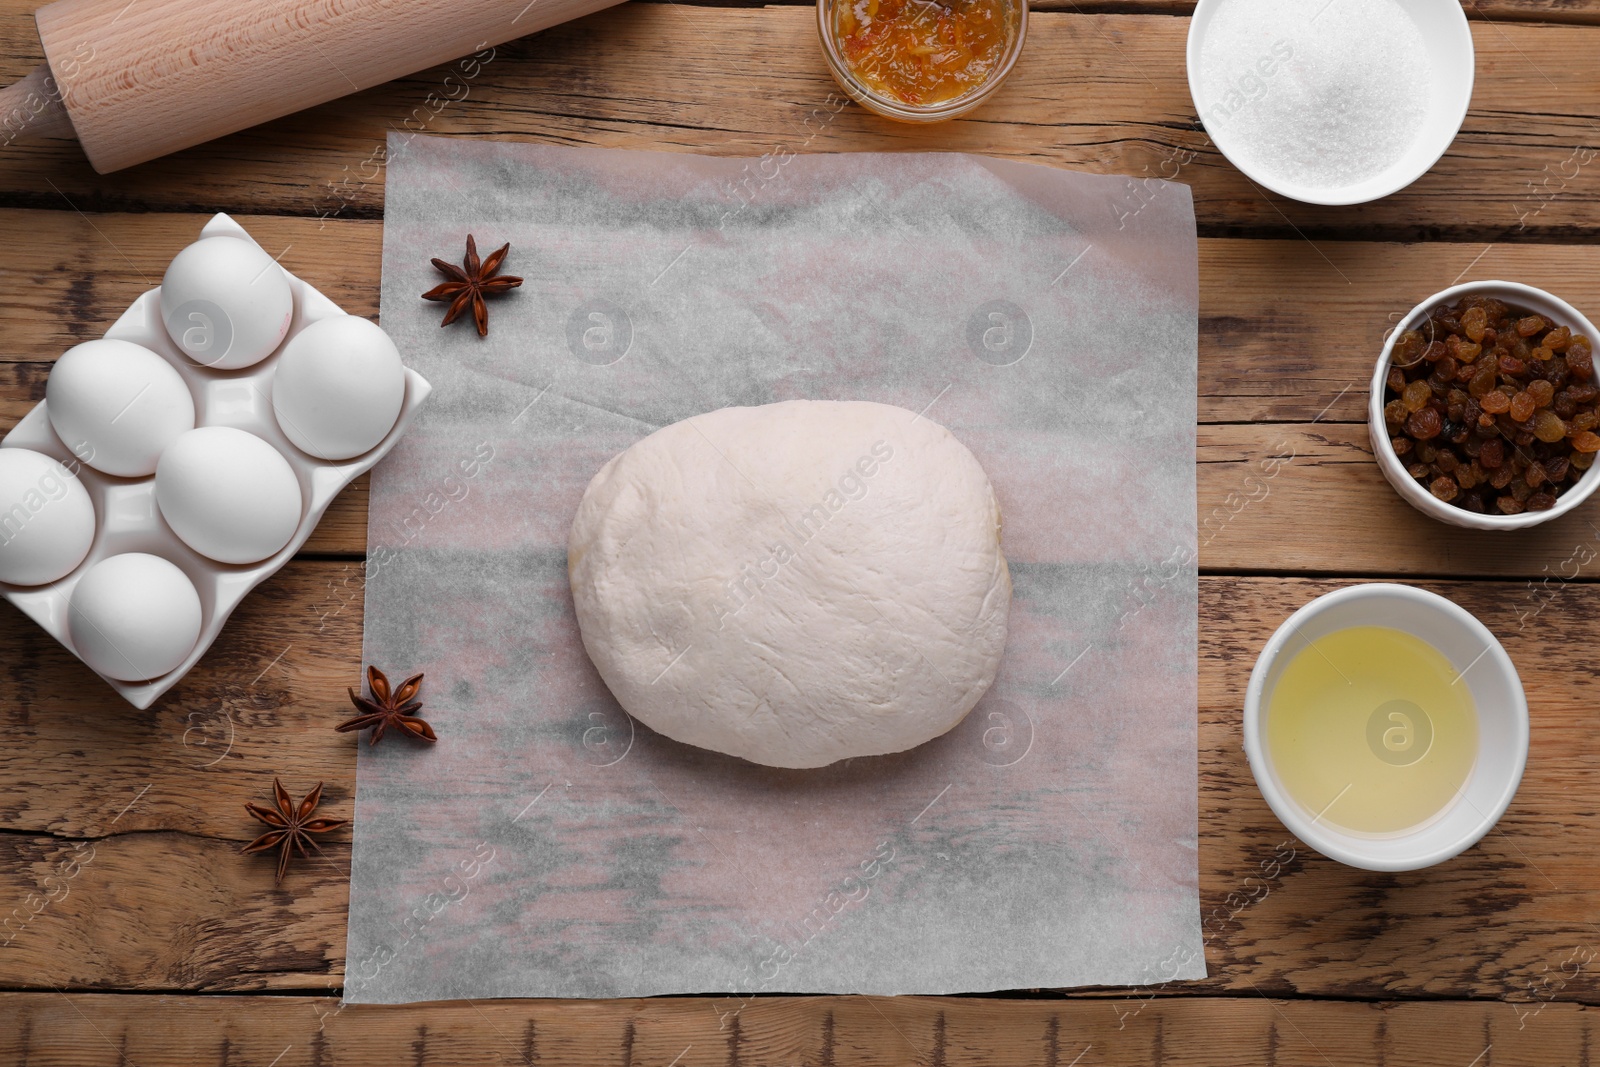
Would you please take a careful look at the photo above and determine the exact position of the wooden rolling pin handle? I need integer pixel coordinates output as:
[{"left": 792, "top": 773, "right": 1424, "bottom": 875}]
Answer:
[{"left": 0, "top": 62, "right": 77, "bottom": 147}]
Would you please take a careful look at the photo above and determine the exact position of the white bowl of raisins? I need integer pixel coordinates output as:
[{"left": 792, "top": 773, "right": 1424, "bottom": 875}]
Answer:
[{"left": 1370, "top": 281, "right": 1600, "bottom": 530}]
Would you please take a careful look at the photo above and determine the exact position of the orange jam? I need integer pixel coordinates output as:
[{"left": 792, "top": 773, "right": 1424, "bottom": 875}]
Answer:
[{"left": 835, "top": 0, "right": 1013, "bottom": 108}]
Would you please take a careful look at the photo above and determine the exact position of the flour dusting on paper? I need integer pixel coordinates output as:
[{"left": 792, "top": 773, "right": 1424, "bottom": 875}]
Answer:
[{"left": 346, "top": 135, "right": 1202, "bottom": 1001}]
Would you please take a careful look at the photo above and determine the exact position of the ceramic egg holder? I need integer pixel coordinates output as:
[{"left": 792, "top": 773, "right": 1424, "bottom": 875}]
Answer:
[{"left": 0, "top": 213, "right": 431, "bottom": 708}]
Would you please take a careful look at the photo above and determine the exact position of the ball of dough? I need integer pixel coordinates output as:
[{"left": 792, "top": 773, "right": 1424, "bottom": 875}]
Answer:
[{"left": 568, "top": 399, "right": 1011, "bottom": 769}]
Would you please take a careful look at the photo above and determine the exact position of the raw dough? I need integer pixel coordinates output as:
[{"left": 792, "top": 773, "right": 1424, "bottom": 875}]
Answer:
[{"left": 568, "top": 399, "right": 1011, "bottom": 768}]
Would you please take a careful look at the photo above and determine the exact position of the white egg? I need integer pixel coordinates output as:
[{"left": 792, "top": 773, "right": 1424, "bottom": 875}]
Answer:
[
  {"left": 272, "top": 316, "right": 406, "bottom": 460},
  {"left": 0, "top": 448, "right": 96, "bottom": 586},
  {"left": 155, "top": 427, "right": 303, "bottom": 564},
  {"left": 69, "top": 553, "right": 202, "bottom": 681},
  {"left": 47, "top": 338, "right": 196, "bottom": 477},
  {"left": 160, "top": 236, "right": 295, "bottom": 369}
]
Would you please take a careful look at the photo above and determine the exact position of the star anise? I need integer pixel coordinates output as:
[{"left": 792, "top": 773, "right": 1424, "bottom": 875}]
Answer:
[
  {"left": 337, "top": 665, "right": 436, "bottom": 745},
  {"left": 422, "top": 234, "right": 523, "bottom": 337},
  {"left": 242, "top": 779, "right": 348, "bottom": 884}
]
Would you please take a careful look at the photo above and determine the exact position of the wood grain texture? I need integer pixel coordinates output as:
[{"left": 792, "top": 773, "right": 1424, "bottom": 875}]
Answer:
[
  {"left": 1198, "top": 422, "right": 1600, "bottom": 578},
  {"left": 9, "top": 212, "right": 1600, "bottom": 574},
  {"left": 1, "top": 992, "right": 1590, "bottom": 1065},
  {"left": 0, "top": 7, "right": 1594, "bottom": 238},
  {"left": 2, "top": 567, "right": 1597, "bottom": 1003},
  {"left": 0, "top": 0, "right": 1590, "bottom": 1048},
  {"left": 7, "top": 214, "right": 1600, "bottom": 430},
  {"left": 990, "top": 0, "right": 1600, "bottom": 18}
]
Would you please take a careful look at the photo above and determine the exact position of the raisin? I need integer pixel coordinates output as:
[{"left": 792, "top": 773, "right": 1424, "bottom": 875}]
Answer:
[
  {"left": 1481, "top": 391, "right": 1511, "bottom": 415},
  {"left": 1460, "top": 492, "right": 1486, "bottom": 513},
  {"left": 1406, "top": 407, "right": 1443, "bottom": 439},
  {"left": 1528, "top": 379, "right": 1555, "bottom": 406},
  {"left": 1408, "top": 462, "right": 1431, "bottom": 480},
  {"left": 1511, "top": 478, "right": 1534, "bottom": 502},
  {"left": 1547, "top": 455, "right": 1571, "bottom": 481},
  {"left": 1529, "top": 492, "right": 1558, "bottom": 511},
  {"left": 1423, "top": 340, "right": 1448, "bottom": 363},
  {"left": 1500, "top": 355, "right": 1527, "bottom": 377},
  {"left": 1480, "top": 438, "right": 1505, "bottom": 468},
  {"left": 1516, "top": 315, "right": 1547, "bottom": 337},
  {"left": 1527, "top": 462, "right": 1547, "bottom": 488},
  {"left": 1437, "top": 450, "right": 1460, "bottom": 473},
  {"left": 1497, "top": 496, "right": 1526, "bottom": 515},
  {"left": 1392, "top": 435, "right": 1413, "bottom": 456},
  {"left": 1576, "top": 451, "right": 1596, "bottom": 470},
  {"left": 1534, "top": 410, "right": 1566, "bottom": 443},
  {"left": 1492, "top": 465, "right": 1516, "bottom": 488},
  {"left": 1509, "top": 392, "right": 1536, "bottom": 422},
  {"left": 1571, "top": 347, "right": 1595, "bottom": 380},
  {"left": 1545, "top": 326, "right": 1572, "bottom": 351},
  {"left": 1469, "top": 364, "right": 1498, "bottom": 397},
  {"left": 1385, "top": 398, "right": 1408, "bottom": 428},
  {"left": 1462, "top": 306, "right": 1488, "bottom": 342},
  {"left": 1392, "top": 329, "right": 1425, "bottom": 366},
  {"left": 1555, "top": 391, "right": 1578, "bottom": 418},
  {"left": 1430, "top": 476, "right": 1459, "bottom": 501},
  {"left": 1572, "top": 430, "right": 1600, "bottom": 453}
]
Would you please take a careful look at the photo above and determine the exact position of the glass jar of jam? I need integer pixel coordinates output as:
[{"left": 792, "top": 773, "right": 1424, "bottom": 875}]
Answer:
[{"left": 818, "top": 0, "right": 1027, "bottom": 121}]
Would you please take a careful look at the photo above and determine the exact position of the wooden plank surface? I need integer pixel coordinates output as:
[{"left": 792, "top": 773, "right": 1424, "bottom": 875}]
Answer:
[
  {"left": 0, "top": 7, "right": 1594, "bottom": 239},
  {"left": 3, "top": 568, "right": 1597, "bottom": 1002},
  {"left": 2, "top": 992, "right": 1590, "bottom": 1066},
  {"left": 5, "top": 210, "right": 1597, "bottom": 430},
  {"left": 0, "top": 0, "right": 1594, "bottom": 1051},
  {"left": 9, "top": 211, "right": 1600, "bottom": 576}
]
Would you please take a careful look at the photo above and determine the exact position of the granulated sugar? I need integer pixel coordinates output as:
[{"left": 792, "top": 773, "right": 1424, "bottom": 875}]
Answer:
[{"left": 1197, "top": 0, "right": 1433, "bottom": 191}]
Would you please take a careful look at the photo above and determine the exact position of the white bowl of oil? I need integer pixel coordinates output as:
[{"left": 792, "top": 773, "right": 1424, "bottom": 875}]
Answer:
[{"left": 1243, "top": 583, "right": 1527, "bottom": 871}]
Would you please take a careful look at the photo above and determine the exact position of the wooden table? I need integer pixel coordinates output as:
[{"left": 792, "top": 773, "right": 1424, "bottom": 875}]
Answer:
[{"left": 4, "top": 0, "right": 1600, "bottom": 1061}]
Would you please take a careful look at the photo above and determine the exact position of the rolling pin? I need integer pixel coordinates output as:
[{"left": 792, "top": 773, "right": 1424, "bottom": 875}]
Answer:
[{"left": 0, "top": 0, "right": 627, "bottom": 173}]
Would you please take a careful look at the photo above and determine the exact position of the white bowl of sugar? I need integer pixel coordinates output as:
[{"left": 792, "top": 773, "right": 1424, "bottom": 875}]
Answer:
[{"left": 1187, "top": 0, "right": 1474, "bottom": 205}]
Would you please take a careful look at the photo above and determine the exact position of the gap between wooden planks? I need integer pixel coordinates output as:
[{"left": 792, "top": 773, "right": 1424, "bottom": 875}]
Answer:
[
  {"left": 0, "top": 991, "right": 1589, "bottom": 1065},
  {"left": 0, "top": 7, "right": 1591, "bottom": 238},
  {"left": 2, "top": 571, "right": 1597, "bottom": 1002}
]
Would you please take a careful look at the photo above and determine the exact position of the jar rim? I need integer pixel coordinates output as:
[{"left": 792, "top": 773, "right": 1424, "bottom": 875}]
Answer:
[{"left": 816, "top": 0, "right": 1029, "bottom": 122}]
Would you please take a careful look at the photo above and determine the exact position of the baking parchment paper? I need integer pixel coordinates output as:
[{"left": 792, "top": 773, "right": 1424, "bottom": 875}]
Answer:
[{"left": 346, "top": 134, "right": 1203, "bottom": 1001}]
